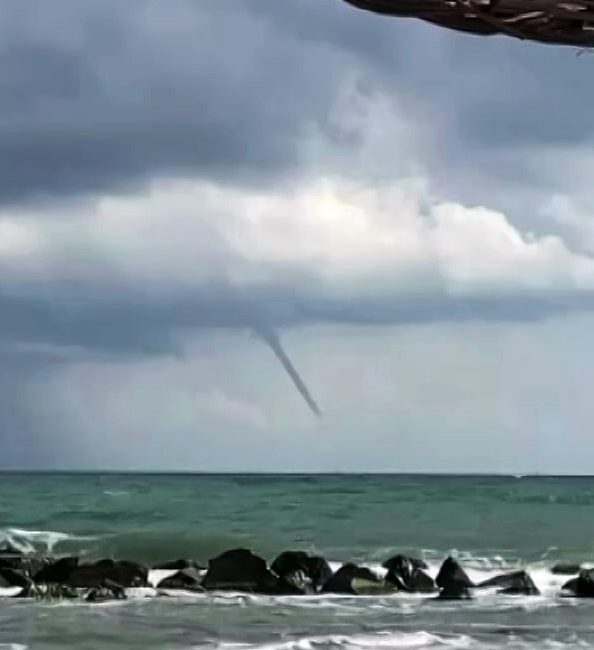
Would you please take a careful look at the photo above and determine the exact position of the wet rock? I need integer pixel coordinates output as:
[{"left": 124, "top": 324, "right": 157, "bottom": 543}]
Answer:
[
  {"left": 321, "top": 563, "right": 388, "bottom": 595},
  {"left": 202, "top": 548, "right": 279, "bottom": 594},
  {"left": 551, "top": 563, "right": 582, "bottom": 575},
  {"left": 435, "top": 557, "right": 473, "bottom": 590},
  {"left": 0, "top": 549, "right": 45, "bottom": 578},
  {"left": 437, "top": 581, "right": 472, "bottom": 600},
  {"left": 276, "top": 569, "right": 315, "bottom": 595},
  {"left": 477, "top": 570, "right": 539, "bottom": 595},
  {"left": 270, "top": 551, "right": 332, "bottom": 592},
  {"left": 382, "top": 555, "right": 435, "bottom": 592},
  {"left": 562, "top": 569, "right": 594, "bottom": 597},
  {"left": 0, "top": 556, "right": 24, "bottom": 571},
  {"left": 0, "top": 567, "right": 31, "bottom": 589},
  {"left": 33, "top": 557, "right": 79, "bottom": 584},
  {"left": 85, "top": 580, "right": 127, "bottom": 602},
  {"left": 157, "top": 567, "right": 204, "bottom": 591},
  {"left": 67, "top": 559, "right": 148, "bottom": 588},
  {"left": 382, "top": 554, "right": 428, "bottom": 572}
]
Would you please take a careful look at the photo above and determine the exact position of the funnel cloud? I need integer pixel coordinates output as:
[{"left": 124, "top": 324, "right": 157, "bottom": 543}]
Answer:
[{"left": 255, "top": 326, "right": 322, "bottom": 417}]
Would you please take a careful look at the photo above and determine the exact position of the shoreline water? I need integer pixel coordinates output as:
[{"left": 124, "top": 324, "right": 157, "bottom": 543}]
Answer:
[{"left": 3, "top": 473, "right": 594, "bottom": 649}]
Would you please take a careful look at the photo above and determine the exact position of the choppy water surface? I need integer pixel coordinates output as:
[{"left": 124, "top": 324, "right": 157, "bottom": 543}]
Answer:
[{"left": 2, "top": 473, "right": 594, "bottom": 649}]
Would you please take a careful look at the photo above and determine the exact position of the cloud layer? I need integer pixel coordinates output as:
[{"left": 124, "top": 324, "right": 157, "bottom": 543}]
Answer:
[{"left": 2, "top": 1, "right": 594, "bottom": 469}]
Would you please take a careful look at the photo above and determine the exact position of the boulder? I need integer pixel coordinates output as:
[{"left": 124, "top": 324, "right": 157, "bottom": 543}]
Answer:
[
  {"left": 437, "top": 581, "right": 472, "bottom": 600},
  {"left": 551, "top": 563, "right": 582, "bottom": 575},
  {"left": 0, "top": 567, "right": 31, "bottom": 589},
  {"left": 562, "top": 569, "right": 594, "bottom": 597},
  {"left": 157, "top": 567, "right": 204, "bottom": 591},
  {"left": 382, "top": 555, "right": 435, "bottom": 592},
  {"left": 321, "top": 563, "right": 387, "bottom": 595},
  {"left": 270, "top": 551, "right": 332, "bottom": 592},
  {"left": 0, "top": 556, "right": 24, "bottom": 571},
  {"left": 66, "top": 559, "right": 148, "bottom": 588},
  {"left": 435, "top": 557, "right": 473, "bottom": 590},
  {"left": 477, "top": 570, "right": 539, "bottom": 595},
  {"left": 0, "top": 550, "right": 45, "bottom": 578},
  {"left": 85, "top": 579, "right": 127, "bottom": 603},
  {"left": 33, "top": 557, "right": 79, "bottom": 584},
  {"left": 382, "top": 554, "right": 428, "bottom": 572},
  {"left": 202, "top": 548, "right": 279, "bottom": 593},
  {"left": 276, "top": 569, "right": 316, "bottom": 595}
]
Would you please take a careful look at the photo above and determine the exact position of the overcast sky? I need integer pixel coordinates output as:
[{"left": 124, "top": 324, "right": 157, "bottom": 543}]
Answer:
[{"left": 2, "top": 0, "right": 594, "bottom": 472}]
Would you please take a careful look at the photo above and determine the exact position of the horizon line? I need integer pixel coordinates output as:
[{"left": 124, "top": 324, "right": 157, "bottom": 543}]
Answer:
[{"left": 0, "top": 469, "right": 589, "bottom": 477}]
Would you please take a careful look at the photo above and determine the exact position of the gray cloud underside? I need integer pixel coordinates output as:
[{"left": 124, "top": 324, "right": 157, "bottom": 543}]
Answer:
[
  {"left": 0, "top": 0, "right": 593, "bottom": 367},
  {"left": 1, "top": 0, "right": 594, "bottom": 208},
  {"left": 2, "top": 288, "right": 594, "bottom": 361},
  {"left": 3, "top": 1, "right": 594, "bottom": 469}
]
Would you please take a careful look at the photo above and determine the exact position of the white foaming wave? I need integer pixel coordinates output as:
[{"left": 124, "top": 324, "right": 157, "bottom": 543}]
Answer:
[
  {"left": 148, "top": 567, "right": 207, "bottom": 588},
  {"left": 148, "top": 569, "right": 179, "bottom": 587},
  {"left": 0, "top": 527, "right": 97, "bottom": 554},
  {"left": 0, "top": 587, "right": 24, "bottom": 598},
  {"left": 211, "top": 631, "right": 473, "bottom": 650},
  {"left": 0, "top": 645, "right": 28, "bottom": 650}
]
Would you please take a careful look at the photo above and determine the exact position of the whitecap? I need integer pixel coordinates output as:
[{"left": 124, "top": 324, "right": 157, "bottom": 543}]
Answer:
[
  {"left": 0, "top": 586, "right": 24, "bottom": 598},
  {"left": 210, "top": 631, "right": 473, "bottom": 650},
  {"left": 0, "top": 527, "right": 97, "bottom": 554}
]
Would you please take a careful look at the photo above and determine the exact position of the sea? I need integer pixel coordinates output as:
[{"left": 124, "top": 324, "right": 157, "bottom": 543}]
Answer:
[{"left": 2, "top": 473, "right": 594, "bottom": 649}]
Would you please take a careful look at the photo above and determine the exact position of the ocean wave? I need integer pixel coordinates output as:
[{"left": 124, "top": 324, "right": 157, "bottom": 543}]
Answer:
[
  {"left": 0, "top": 528, "right": 98, "bottom": 554},
  {"left": 211, "top": 631, "right": 473, "bottom": 650}
]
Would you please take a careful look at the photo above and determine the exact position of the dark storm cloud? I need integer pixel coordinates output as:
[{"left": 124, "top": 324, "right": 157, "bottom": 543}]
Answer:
[
  {"left": 2, "top": 0, "right": 594, "bottom": 206},
  {"left": 2, "top": 283, "right": 594, "bottom": 366},
  {"left": 0, "top": 0, "right": 351, "bottom": 204},
  {"left": 1, "top": 0, "right": 593, "bottom": 354}
]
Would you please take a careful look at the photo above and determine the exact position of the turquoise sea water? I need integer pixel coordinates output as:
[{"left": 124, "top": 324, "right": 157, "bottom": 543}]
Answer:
[{"left": 2, "top": 473, "right": 594, "bottom": 649}]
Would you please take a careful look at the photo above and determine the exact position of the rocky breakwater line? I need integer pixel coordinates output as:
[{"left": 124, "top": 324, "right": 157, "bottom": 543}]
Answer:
[{"left": 2, "top": 542, "right": 594, "bottom": 603}]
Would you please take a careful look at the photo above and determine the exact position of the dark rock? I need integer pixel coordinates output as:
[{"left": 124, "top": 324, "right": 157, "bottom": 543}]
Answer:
[
  {"left": 321, "top": 563, "right": 386, "bottom": 595},
  {"left": 382, "top": 554, "right": 428, "bottom": 572},
  {"left": 202, "top": 548, "right": 279, "bottom": 593},
  {"left": 382, "top": 555, "right": 435, "bottom": 592},
  {"left": 277, "top": 569, "right": 315, "bottom": 595},
  {"left": 0, "top": 551, "right": 45, "bottom": 578},
  {"left": 551, "top": 563, "right": 582, "bottom": 575},
  {"left": 0, "top": 556, "right": 24, "bottom": 571},
  {"left": 435, "top": 557, "right": 473, "bottom": 590},
  {"left": 562, "top": 569, "right": 594, "bottom": 597},
  {"left": 157, "top": 567, "right": 204, "bottom": 591},
  {"left": 67, "top": 559, "right": 148, "bottom": 588},
  {"left": 85, "top": 579, "right": 127, "bottom": 603},
  {"left": 477, "top": 570, "right": 539, "bottom": 595},
  {"left": 0, "top": 567, "right": 31, "bottom": 589},
  {"left": 33, "top": 557, "right": 79, "bottom": 584},
  {"left": 152, "top": 559, "right": 204, "bottom": 571},
  {"left": 437, "top": 581, "right": 472, "bottom": 600},
  {"left": 270, "top": 551, "right": 332, "bottom": 592}
]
